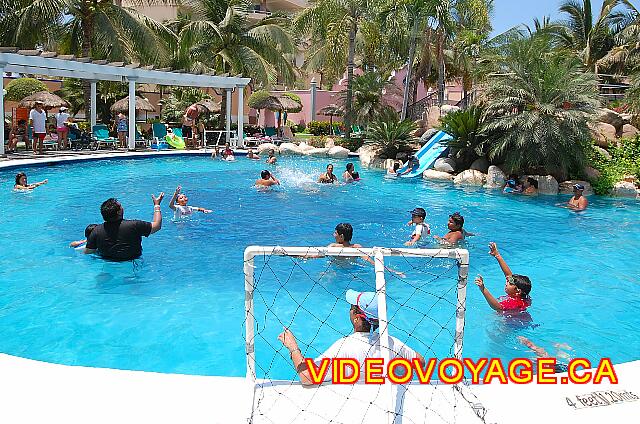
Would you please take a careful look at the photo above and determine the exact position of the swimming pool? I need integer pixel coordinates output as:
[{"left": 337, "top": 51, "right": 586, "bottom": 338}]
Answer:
[{"left": 0, "top": 155, "right": 638, "bottom": 379}]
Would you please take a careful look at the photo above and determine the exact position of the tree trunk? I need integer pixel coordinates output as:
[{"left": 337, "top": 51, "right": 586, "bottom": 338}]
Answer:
[
  {"left": 344, "top": 21, "right": 357, "bottom": 139},
  {"left": 437, "top": 27, "right": 445, "bottom": 107},
  {"left": 401, "top": 18, "right": 419, "bottom": 120},
  {"left": 81, "top": 6, "right": 94, "bottom": 124}
]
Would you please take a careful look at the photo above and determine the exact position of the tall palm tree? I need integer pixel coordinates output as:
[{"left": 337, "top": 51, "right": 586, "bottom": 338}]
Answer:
[
  {"left": 294, "top": 0, "right": 374, "bottom": 138},
  {"left": 557, "top": 0, "right": 636, "bottom": 71},
  {"left": 170, "top": 0, "right": 296, "bottom": 87},
  {"left": 339, "top": 71, "right": 399, "bottom": 124},
  {"left": 2, "top": 0, "right": 173, "bottom": 120},
  {"left": 483, "top": 34, "right": 599, "bottom": 177}
]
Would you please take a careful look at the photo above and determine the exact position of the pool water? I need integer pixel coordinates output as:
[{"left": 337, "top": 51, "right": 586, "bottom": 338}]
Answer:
[{"left": 0, "top": 156, "right": 638, "bottom": 379}]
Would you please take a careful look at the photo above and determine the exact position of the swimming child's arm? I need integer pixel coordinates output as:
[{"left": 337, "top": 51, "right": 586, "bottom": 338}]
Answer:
[
  {"left": 193, "top": 206, "right": 212, "bottom": 213},
  {"left": 475, "top": 275, "right": 503, "bottom": 311},
  {"left": 489, "top": 242, "right": 512, "bottom": 277},
  {"left": 69, "top": 239, "right": 87, "bottom": 248},
  {"left": 169, "top": 186, "right": 181, "bottom": 210}
]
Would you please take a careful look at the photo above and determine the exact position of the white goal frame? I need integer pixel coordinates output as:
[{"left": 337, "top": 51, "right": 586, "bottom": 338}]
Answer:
[{"left": 243, "top": 246, "right": 470, "bottom": 423}]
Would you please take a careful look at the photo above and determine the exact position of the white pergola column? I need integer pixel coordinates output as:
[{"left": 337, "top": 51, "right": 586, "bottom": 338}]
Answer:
[
  {"left": 127, "top": 78, "right": 136, "bottom": 150},
  {"left": 90, "top": 80, "right": 97, "bottom": 130},
  {"left": 236, "top": 85, "right": 244, "bottom": 148},
  {"left": 0, "top": 64, "right": 5, "bottom": 156},
  {"left": 225, "top": 88, "right": 232, "bottom": 144}
]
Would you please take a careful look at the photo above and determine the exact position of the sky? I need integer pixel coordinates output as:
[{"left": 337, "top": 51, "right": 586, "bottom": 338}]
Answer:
[{"left": 490, "top": 0, "right": 639, "bottom": 35}]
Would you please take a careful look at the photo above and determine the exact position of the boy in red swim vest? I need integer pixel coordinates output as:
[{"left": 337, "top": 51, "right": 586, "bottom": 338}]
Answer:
[{"left": 475, "top": 242, "right": 532, "bottom": 311}]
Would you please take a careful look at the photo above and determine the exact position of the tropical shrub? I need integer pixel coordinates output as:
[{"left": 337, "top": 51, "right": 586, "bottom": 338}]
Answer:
[
  {"left": 307, "top": 121, "right": 333, "bottom": 136},
  {"left": 365, "top": 110, "right": 417, "bottom": 158},
  {"left": 437, "top": 106, "right": 489, "bottom": 168},
  {"left": 339, "top": 71, "right": 400, "bottom": 125},
  {"left": 160, "top": 87, "right": 210, "bottom": 123},
  {"left": 335, "top": 137, "right": 364, "bottom": 152},
  {"left": 483, "top": 34, "right": 599, "bottom": 176},
  {"left": 588, "top": 136, "right": 640, "bottom": 194},
  {"left": 5, "top": 78, "right": 48, "bottom": 101}
]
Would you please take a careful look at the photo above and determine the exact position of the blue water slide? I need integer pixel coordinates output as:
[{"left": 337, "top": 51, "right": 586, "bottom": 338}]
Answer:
[{"left": 396, "top": 130, "right": 453, "bottom": 178}]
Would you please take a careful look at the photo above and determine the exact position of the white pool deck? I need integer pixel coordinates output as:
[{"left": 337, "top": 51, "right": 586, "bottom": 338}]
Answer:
[{"left": 1, "top": 353, "right": 638, "bottom": 423}]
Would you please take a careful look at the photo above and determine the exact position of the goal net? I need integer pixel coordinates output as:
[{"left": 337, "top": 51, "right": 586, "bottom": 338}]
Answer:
[{"left": 243, "top": 245, "right": 488, "bottom": 424}]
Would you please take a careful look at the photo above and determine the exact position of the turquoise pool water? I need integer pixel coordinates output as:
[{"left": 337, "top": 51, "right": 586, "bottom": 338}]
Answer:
[{"left": 0, "top": 155, "right": 638, "bottom": 379}]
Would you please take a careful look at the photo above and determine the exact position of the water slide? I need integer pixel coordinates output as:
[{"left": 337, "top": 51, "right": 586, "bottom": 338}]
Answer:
[{"left": 397, "top": 130, "right": 453, "bottom": 178}]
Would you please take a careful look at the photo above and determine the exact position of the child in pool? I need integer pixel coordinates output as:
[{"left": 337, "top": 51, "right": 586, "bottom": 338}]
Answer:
[
  {"left": 405, "top": 207, "right": 430, "bottom": 246},
  {"left": 14, "top": 172, "right": 48, "bottom": 190},
  {"left": 169, "top": 186, "right": 212, "bottom": 219},
  {"left": 434, "top": 212, "right": 465, "bottom": 245},
  {"left": 475, "top": 242, "right": 532, "bottom": 311},
  {"left": 70, "top": 224, "right": 98, "bottom": 249}
]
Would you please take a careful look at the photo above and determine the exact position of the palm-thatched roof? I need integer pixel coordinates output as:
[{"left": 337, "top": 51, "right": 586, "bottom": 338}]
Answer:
[
  {"left": 110, "top": 96, "right": 155, "bottom": 113},
  {"left": 250, "top": 95, "right": 283, "bottom": 111},
  {"left": 18, "top": 91, "right": 69, "bottom": 109},
  {"left": 194, "top": 99, "right": 221, "bottom": 113},
  {"left": 277, "top": 96, "right": 302, "bottom": 112},
  {"left": 318, "top": 103, "right": 344, "bottom": 116}
]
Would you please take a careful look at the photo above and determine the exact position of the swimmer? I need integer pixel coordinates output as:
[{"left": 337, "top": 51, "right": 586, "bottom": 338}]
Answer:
[
  {"left": 318, "top": 164, "right": 338, "bottom": 184},
  {"left": 405, "top": 208, "right": 430, "bottom": 246},
  {"left": 266, "top": 149, "right": 277, "bottom": 164},
  {"left": 387, "top": 161, "right": 401, "bottom": 175},
  {"left": 523, "top": 177, "right": 538, "bottom": 195},
  {"left": 517, "top": 336, "right": 572, "bottom": 373},
  {"left": 247, "top": 149, "right": 261, "bottom": 160},
  {"left": 475, "top": 242, "right": 532, "bottom": 311},
  {"left": 397, "top": 156, "right": 419, "bottom": 176},
  {"left": 222, "top": 143, "right": 234, "bottom": 161},
  {"left": 69, "top": 224, "right": 98, "bottom": 248},
  {"left": 434, "top": 212, "right": 465, "bottom": 245},
  {"left": 343, "top": 163, "right": 359, "bottom": 183},
  {"left": 169, "top": 186, "right": 212, "bottom": 219},
  {"left": 567, "top": 183, "right": 588, "bottom": 211},
  {"left": 503, "top": 175, "right": 523, "bottom": 194},
  {"left": 255, "top": 170, "right": 280, "bottom": 187},
  {"left": 14, "top": 172, "right": 48, "bottom": 190},
  {"left": 211, "top": 146, "right": 220, "bottom": 159}
]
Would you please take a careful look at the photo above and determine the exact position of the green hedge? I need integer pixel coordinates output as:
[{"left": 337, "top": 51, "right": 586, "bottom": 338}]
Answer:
[
  {"left": 307, "top": 121, "right": 333, "bottom": 135},
  {"left": 588, "top": 136, "right": 640, "bottom": 195}
]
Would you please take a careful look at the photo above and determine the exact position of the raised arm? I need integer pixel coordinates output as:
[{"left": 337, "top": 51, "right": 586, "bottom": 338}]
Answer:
[
  {"left": 475, "top": 275, "right": 503, "bottom": 311},
  {"left": 150, "top": 192, "right": 164, "bottom": 234},
  {"left": 278, "top": 329, "right": 315, "bottom": 386},
  {"left": 489, "top": 242, "right": 512, "bottom": 277},
  {"left": 169, "top": 186, "right": 180, "bottom": 211}
]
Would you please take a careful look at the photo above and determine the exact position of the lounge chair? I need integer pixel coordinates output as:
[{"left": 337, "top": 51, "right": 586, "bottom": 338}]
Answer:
[
  {"left": 134, "top": 126, "right": 149, "bottom": 149},
  {"left": 351, "top": 125, "right": 363, "bottom": 137},
  {"left": 92, "top": 125, "right": 118, "bottom": 150},
  {"left": 68, "top": 125, "right": 94, "bottom": 150},
  {"left": 151, "top": 122, "right": 170, "bottom": 150}
]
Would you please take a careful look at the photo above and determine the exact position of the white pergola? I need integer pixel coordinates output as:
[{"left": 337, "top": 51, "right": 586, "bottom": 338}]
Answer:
[{"left": 0, "top": 51, "right": 251, "bottom": 155}]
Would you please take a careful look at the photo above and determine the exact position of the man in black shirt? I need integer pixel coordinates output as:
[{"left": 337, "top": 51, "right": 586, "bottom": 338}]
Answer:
[{"left": 85, "top": 193, "right": 164, "bottom": 261}]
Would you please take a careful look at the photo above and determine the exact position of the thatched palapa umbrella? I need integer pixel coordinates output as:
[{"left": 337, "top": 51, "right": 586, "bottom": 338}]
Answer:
[
  {"left": 194, "top": 99, "right": 221, "bottom": 114},
  {"left": 250, "top": 95, "right": 283, "bottom": 112},
  {"left": 19, "top": 91, "right": 69, "bottom": 109},
  {"left": 276, "top": 96, "right": 303, "bottom": 129},
  {"left": 318, "top": 103, "right": 344, "bottom": 134},
  {"left": 110, "top": 96, "right": 155, "bottom": 113}
]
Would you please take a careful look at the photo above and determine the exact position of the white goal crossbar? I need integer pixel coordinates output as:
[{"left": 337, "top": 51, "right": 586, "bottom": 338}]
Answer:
[{"left": 243, "top": 246, "right": 470, "bottom": 423}]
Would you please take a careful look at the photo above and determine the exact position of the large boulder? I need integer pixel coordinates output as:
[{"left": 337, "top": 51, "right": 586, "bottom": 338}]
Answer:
[
  {"left": 279, "top": 142, "right": 303, "bottom": 155},
  {"left": 358, "top": 145, "right": 385, "bottom": 169},
  {"left": 256, "top": 143, "right": 279, "bottom": 155},
  {"left": 324, "top": 137, "right": 336, "bottom": 148},
  {"left": 412, "top": 127, "right": 426, "bottom": 138},
  {"left": 304, "top": 147, "right": 330, "bottom": 157},
  {"left": 484, "top": 165, "right": 507, "bottom": 189},
  {"left": 423, "top": 169, "right": 455, "bottom": 181},
  {"left": 621, "top": 124, "right": 639, "bottom": 139},
  {"left": 525, "top": 175, "right": 559, "bottom": 195},
  {"left": 441, "top": 105, "right": 461, "bottom": 115},
  {"left": 611, "top": 181, "right": 639, "bottom": 198},
  {"left": 327, "top": 146, "right": 350, "bottom": 158},
  {"left": 297, "top": 142, "right": 315, "bottom": 152},
  {"left": 469, "top": 157, "right": 490, "bottom": 173},
  {"left": 597, "top": 108, "right": 629, "bottom": 131},
  {"left": 434, "top": 157, "right": 456, "bottom": 173},
  {"left": 559, "top": 180, "right": 594, "bottom": 196},
  {"left": 594, "top": 146, "right": 612, "bottom": 160},
  {"left": 420, "top": 128, "right": 439, "bottom": 143},
  {"left": 453, "top": 169, "right": 486, "bottom": 186},
  {"left": 591, "top": 122, "right": 617, "bottom": 148},
  {"left": 584, "top": 166, "right": 601, "bottom": 180},
  {"left": 423, "top": 105, "right": 441, "bottom": 129}
]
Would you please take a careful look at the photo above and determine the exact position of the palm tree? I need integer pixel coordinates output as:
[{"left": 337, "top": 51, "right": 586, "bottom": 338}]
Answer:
[
  {"left": 294, "top": 0, "right": 374, "bottom": 138},
  {"left": 170, "top": 0, "right": 295, "bottom": 87},
  {"left": 339, "top": 71, "right": 399, "bottom": 125},
  {"left": 557, "top": 0, "right": 636, "bottom": 71},
  {"left": 2, "top": 0, "right": 173, "bottom": 121},
  {"left": 483, "top": 34, "right": 600, "bottom": 177}
]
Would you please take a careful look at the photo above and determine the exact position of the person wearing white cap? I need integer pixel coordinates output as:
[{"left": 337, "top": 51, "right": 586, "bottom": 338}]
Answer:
[
  {"left": 278, "top": 289, "right": 425, "bottom": 385},
  {"left": 567, "top": 183, "right": 588, "bottom": 211},
  {"left": 55, "top": 106, "right": 71, "bottom": 149}
]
